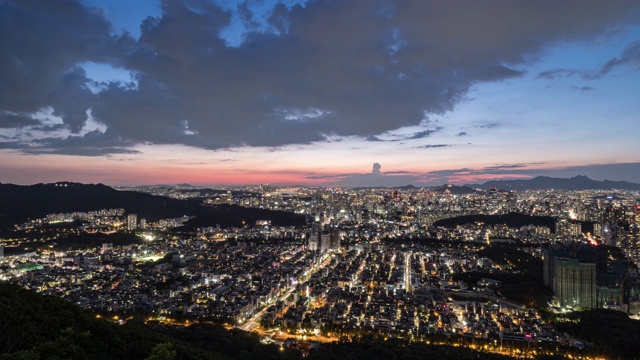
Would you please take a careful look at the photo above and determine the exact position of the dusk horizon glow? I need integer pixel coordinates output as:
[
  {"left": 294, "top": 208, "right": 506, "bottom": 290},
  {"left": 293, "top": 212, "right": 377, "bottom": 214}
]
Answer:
[{"left": 1, "top": 0, "right": 640, "bottom": 187}]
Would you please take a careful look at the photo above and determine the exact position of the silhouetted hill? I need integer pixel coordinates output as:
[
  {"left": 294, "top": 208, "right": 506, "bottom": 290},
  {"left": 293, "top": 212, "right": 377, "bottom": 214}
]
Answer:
[
  {"left": 433, "top": 212, "right": 556, "bottom": 232},
  {"left": 431, "top": 184, "right": 479, "bottom": 194},
  {"left": 0, "top": 182, "right": 304, "bottom": 229},
  {"left": 470, "top": 175, "right": 640, "bottom": 190}
]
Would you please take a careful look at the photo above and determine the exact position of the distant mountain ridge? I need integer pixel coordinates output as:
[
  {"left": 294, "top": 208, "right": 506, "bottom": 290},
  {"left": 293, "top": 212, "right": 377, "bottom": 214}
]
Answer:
[
  {"left": 0, "top": 182, "right": 305, "bottom": 229},
  {"left": 470, "top": 175, "right": 640, "bottom": 190}
]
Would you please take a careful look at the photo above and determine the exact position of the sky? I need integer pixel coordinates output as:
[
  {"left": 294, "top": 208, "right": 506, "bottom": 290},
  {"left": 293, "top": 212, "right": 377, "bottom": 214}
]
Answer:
[{"left": 1, "top": 0, "right": 640, "bottom": 187}]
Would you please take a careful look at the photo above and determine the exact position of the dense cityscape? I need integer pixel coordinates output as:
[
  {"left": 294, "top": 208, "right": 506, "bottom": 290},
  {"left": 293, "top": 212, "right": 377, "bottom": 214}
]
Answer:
[{"left": 2, "top": 182, "right": 640, "bottom": 358}]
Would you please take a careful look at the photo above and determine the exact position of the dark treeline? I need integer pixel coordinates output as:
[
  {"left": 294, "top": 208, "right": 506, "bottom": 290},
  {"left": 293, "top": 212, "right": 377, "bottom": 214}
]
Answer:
[{"left": 433, "top": 213, "right": 556, "bottom": 233}]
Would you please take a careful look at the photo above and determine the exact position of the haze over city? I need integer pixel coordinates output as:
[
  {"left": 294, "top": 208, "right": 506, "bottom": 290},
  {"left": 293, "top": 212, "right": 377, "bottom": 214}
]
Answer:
[{"left": 1, "top": 0, "right": 640, "bottom": 186}]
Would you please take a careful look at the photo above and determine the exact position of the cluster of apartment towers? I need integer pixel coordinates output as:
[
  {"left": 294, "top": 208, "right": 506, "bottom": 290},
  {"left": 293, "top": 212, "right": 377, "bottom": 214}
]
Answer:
[{"left": 306, "top": 223, "right": 341, "bottom": 252}]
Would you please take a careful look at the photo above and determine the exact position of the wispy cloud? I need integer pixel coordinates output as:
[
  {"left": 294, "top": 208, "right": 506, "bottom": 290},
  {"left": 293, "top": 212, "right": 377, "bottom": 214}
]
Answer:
[
  {"left": 537, "top": 68, "right": 579, "bottom": 80},
  {"left": 412, "top": 144, "right": 451, "bottom": 149},
  {"left": 570, "top": 85, "right": 595, "bottom": 91},
  {"left": 590, "top": 39, "right": 640, "bottom": 78}
]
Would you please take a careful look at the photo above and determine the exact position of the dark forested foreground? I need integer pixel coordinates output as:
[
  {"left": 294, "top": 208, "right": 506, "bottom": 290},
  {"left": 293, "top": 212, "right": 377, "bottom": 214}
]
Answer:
[
  {"left": 3, "top": 281, "right": 640, "bottom": 359},
  {"left": 554, "top": 309, "right": 640, "bottom": 359},
  {"left": 0, "top": 282, "right": 551, "bottom": 360}
]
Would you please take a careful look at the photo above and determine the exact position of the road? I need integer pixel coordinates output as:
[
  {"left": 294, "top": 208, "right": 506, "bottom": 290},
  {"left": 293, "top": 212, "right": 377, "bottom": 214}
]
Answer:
[{"left": 238, "top": 251, "right": 334, "bottom": 332}]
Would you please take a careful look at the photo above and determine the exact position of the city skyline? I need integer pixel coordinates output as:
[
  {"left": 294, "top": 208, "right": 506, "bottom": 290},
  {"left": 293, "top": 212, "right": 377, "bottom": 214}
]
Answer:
[{"left": 1, "top": 0, "right": 640, "bottom": 187}]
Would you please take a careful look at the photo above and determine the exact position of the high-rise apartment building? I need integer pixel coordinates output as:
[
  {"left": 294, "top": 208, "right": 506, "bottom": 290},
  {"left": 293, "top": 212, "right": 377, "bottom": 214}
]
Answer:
[
  {"left": 127, "top": 214, "right": 137, "bottom": 231},
  {"left": 320, "top": 231, "right": 331, "bottom": 252},
  {"left": 553, "top": 257, "right": 596, "bottom": 309},
  {"left": 543, "top": 247, "right": 569, "bottom": 287},
  {"left": 318, "top": 229, "right": 341, "bottom": 252},
  {"left": 307, "top": 233, "right": 319, "bottom": 250}
]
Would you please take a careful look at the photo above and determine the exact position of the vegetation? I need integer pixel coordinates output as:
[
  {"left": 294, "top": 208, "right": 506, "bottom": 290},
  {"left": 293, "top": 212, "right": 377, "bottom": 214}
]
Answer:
[
  {"left": 55, "top": 232, "right": 145, "bottom": 249},
  {"left": 1, "top": 232, "right": 144, "bottom": 256},
  {"left": 554, "top": 309, "right": 640, "bottom": 359},
  {"left": 454, "top": 245, "right": 553, "bottom": 308}
]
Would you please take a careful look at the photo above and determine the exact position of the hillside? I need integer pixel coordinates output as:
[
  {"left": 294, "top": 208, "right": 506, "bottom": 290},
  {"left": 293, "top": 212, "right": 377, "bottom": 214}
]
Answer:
[
  {"left": 0, "top": 281, "right": 296, "bottom": 360},
  {"left": 433, "top": 212, "right": 556, "bottom": 232},
  {"left": 0, "top": 182, "right": 305, "bottom": 229}
]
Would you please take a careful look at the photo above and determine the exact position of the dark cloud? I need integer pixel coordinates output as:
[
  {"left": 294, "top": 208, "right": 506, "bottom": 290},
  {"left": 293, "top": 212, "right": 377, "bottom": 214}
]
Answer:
[
  {"left": 26, "top": 147, "right": 141, "bottom": 157},
  {"left": 456, "top": 132, "right": 468, "bottom": 136},
  {"left": 365, "top": 128, "right": 441, "bottom": 142},
  {"left": 25, "top": 129, "right": 139, "bottom": 156},
  {"left": 372, "top": 163, "right": 382, "bottom": 175},
  {"left": 0, "top": 113, "right": 40, "bottom": 128},
  {"left": 236, "top": 1, "right": 259, "bottom": 32},
  {"left": 0, "top": 0, "right": 134, "bottom": 131},
  {"left": 2, "top": 0, "right": 640, "bottom": 154},
  {"left": 0, "top": 141, "right": 29, "bottom": 150},
  {"left": 404, "top": 129, "right": 440, "bottom": 140},
  {"left": 365, "top": 136, "right": 386, "bottom": 142}
]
